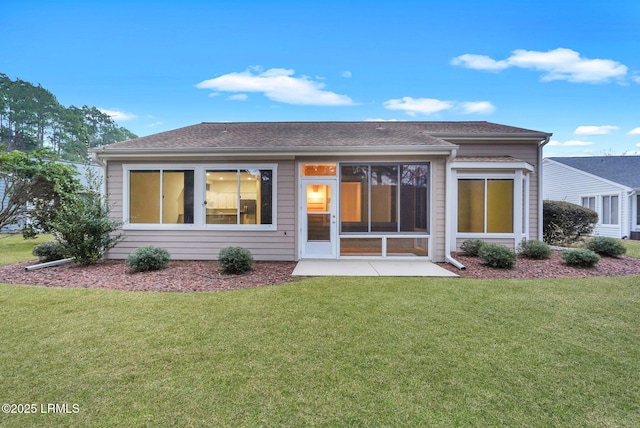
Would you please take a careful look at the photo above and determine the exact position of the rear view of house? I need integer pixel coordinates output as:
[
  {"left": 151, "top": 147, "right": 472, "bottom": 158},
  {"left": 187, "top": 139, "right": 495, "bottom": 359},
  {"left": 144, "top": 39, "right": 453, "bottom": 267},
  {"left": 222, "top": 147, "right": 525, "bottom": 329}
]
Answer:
[
  {"left": 543, "top": 156, "right": 640, "bottom": 240},
  {"left": 92, "top": 121, "right": 551, "bottom": 265}
]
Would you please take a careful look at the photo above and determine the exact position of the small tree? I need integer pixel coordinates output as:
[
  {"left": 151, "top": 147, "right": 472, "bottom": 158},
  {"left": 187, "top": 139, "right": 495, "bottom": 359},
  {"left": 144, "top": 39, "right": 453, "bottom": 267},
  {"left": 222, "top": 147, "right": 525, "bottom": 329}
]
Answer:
[
  {"left": 50, "top": 170, "right": 122, "bottom": 265},
  {"left": 0, "top": 148, "right": 80, "bottom": 233},
  {"left": 543, "top": 200, "right": 598, "bottom": 246}
]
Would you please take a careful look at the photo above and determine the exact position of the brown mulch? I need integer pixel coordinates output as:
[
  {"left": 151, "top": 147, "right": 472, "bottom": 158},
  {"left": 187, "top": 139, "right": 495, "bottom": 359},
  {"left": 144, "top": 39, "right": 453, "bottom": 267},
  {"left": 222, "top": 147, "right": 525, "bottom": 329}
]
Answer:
[
  {"left": 1, "top": 251, "right": 639, "bottom": 293},
  {"left": 439, "top": 251, "right": 640, "bottom": 279}
]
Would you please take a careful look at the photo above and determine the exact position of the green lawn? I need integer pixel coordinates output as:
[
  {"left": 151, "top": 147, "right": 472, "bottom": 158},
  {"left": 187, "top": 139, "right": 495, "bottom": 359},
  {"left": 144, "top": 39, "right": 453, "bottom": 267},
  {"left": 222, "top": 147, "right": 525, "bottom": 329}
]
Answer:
[
  {"left": 0, "top": 233, "right": 53, "bottom": 265},
  {"left": 1, "top": 276, "right": 639, "bottom": 427},
  {"left": 624, "top": 238, "right": 640, "bottom": 258}
]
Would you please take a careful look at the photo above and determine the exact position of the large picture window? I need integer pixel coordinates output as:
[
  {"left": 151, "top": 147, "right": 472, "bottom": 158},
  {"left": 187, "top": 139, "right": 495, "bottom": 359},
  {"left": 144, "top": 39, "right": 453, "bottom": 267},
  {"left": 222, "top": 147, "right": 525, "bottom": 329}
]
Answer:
[
  {"left": 126, "top": 164, "right": 275, "bottom": 229},
  {"left": 129, "top": 170, "right": 194, "bottom": 224},
  {"left": 340, "top": 163, "right": 429, "bottom": 234},
  {"left": 458, "top": 178, "right": 514, "bottom": 233}
]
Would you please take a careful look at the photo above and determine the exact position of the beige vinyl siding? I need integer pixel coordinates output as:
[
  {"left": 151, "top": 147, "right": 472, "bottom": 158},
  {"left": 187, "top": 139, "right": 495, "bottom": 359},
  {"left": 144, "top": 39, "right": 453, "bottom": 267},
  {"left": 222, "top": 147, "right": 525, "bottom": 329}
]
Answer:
[
  {"left": 431, "top": 158, "right": 446, "bottom": 262},
  {"left": 105, "top": 160, "right": 296, "bottom": 261},
  {"left": 455, "top": 141, "right": 540, "bottom": 241}
]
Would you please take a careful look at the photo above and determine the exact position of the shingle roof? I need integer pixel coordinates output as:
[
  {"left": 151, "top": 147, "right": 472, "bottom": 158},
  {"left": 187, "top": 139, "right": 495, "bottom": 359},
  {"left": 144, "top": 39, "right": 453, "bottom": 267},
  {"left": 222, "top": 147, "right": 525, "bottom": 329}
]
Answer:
[
  {"left": 98, "top": 121, "right": 550, "bottom": 152},
  {"left": 548, "top": 156, "right": 640, "bottom": 189}
]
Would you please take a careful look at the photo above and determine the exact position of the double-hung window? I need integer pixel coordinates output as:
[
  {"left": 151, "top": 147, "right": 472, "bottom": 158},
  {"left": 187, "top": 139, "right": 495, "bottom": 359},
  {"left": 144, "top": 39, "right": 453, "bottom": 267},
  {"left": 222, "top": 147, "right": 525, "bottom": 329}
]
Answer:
[
  {"left": 602, "top": 195, "right": 619, "bottom": 225},
  {"left": 581, "top": 196, "right": 596, "bottom": 211}
]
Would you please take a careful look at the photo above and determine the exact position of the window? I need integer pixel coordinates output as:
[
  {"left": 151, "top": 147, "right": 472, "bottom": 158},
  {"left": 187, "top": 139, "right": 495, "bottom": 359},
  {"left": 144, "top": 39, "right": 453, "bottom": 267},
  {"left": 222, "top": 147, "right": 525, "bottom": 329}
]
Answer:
[
  {"left": 602, "top": 195, "right": 619, "bottom": 225},
  {"left": 458, "top": 179, "right": 514, "bottom": 233},
  {"left": 129, "top": 170, "right": 194, "bottom": 224},
  {"left": 582, "top": 196, "right": 596, "bottom": 211},
  {"left": 125, "top": 164, "right": 276, "bottom": 229},
  {"left": 637, "top": 195, "right": 640, "bottom": 226},
  {"left": 205, "top": 169, "right": 273, "bottom": 226},
  {"left": 340, "top": 163, "right": 429, "bottom": 234}
]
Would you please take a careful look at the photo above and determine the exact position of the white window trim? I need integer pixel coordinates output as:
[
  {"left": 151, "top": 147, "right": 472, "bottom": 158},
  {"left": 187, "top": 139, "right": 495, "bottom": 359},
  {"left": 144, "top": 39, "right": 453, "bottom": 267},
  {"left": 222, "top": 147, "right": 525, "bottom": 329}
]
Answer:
[
  {"left": 601, "top": 194, "right": 620, "bottom": 226},
  {"left": 123, "top": 163, "right": 277, "bottom": 231},
  {"left": 454, "top": 172, "right": 524, "bottom": 239}
]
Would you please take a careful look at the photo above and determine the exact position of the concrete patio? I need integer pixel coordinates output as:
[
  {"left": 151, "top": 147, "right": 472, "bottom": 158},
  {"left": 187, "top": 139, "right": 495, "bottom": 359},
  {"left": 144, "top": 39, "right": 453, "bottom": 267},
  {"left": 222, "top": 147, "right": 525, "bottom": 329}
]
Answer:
[{"left": 292, "top": 259, "right": 459, "bottom": 277}]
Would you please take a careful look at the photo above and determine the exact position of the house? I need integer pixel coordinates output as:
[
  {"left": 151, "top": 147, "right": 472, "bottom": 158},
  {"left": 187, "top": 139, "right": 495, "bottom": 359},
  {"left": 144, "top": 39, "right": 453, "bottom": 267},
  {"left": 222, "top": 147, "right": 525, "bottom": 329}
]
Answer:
[
  {"left": 543, "top": 156, "right": 640, "bottom": 240},
  {"left": 91, "top": 121, "right": 552, "bottom": 266}
]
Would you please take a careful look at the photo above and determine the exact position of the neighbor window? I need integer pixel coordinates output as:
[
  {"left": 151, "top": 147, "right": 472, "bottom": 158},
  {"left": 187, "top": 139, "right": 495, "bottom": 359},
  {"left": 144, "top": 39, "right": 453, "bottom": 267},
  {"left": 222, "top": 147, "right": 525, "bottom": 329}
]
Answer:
[
  {"left": 129, "top": 170, "right": 194, "bottom": 224},
  {"left": 581, "top": 196, "right": 596, "bottom": 211},
  {"left": 602, "top": 195, "right": 619, "bottom": 225},
  {"left": 637, "top": 195, "right": 640, "bottom": 226},
  {"left": 458, "top": 178, "right": 514, "bottom": 233},
  {"left": 205, "top": 169, "right": 273, "bottom": 226}
]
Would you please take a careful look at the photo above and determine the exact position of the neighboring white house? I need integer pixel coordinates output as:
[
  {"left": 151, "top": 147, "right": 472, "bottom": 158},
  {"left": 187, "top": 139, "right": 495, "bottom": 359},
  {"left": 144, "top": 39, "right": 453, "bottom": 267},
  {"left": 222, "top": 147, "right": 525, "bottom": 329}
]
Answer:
[{"left": 543, "top": 156, "right": 640, "bottom": 240}]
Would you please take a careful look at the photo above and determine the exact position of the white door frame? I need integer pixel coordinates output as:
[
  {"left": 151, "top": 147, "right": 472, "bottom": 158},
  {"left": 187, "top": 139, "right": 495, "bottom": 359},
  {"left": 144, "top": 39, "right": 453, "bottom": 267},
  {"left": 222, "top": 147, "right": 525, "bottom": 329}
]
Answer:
[{"left": 299, "top": 177, "right": 338, "bottom": 258}]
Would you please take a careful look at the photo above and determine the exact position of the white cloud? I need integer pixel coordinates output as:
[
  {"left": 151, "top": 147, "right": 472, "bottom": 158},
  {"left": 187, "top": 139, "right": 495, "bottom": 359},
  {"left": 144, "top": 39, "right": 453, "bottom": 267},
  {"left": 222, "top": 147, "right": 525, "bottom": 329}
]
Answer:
[
  {"left": 628, "top": 127, "right": 640, "bottom": 135},
  {"left": 450, "top": 54, "right": 509, "bottom": 71},
  {"left": 99, "top": 108, "right": 137, "bottom": 121},
  {"left": 452, "top": 48, "right": 628, "bottom": 83},
  {"left": 383, "top": 97, "right": 454, "bottom": 116},
  {"left": 459, "top": 101, "right": 496, "bottom": 114},
  {"left": 340, "top": 70, "right": 352, "bottom": 78},
  {"left": 145, "top": 121, "right": 163, "bottom": 128},
  {"left": 382, "top": 97, "right": 495, "bottom": 116},
  {"left": 196, "top": 67, "right": 356, "bottom": 106},
  {"left": 574, "top": 125, "right": 619, "bottom": 135},
  {"left": 547, "top": 139, "right": 594, "bottom": 147},
  {"left": 364, "top": 118, "right": 401, "bottom": 122},
  {"left": 227, "top": 94, "right": 248, "bottom": 101}
]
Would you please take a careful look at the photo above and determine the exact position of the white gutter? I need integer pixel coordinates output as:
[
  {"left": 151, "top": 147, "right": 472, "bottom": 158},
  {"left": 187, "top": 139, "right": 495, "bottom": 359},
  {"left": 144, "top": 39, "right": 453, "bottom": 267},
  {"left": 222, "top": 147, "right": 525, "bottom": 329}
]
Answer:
[
  {"left": 538, "top": 136, "right": 551, "bottom": 241},
  {"left": 444, "top": 148, "right": 465, "bottom": 270},
  {"left": 91, "top": 151, "right": 108, "bottom": 196}
]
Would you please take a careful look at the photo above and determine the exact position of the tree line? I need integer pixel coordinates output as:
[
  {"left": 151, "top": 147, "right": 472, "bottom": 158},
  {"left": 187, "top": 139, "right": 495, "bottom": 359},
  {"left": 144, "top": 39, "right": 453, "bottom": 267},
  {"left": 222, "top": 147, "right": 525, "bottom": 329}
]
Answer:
[{"left": 0, "top": 73, "right": 137, "bottom": 161}]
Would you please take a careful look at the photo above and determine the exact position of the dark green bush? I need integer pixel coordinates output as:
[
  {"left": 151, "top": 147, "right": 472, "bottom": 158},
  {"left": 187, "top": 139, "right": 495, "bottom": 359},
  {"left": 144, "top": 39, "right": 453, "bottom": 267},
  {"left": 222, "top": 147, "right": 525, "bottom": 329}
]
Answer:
[
  {"left": 460, "top": 239, "right": 485, "bottom": 257},
  {"left": 517, "top": 239, "right": 552, "bottom": 260},
  {"left": 561, "top": 248, "right": 600, "bottom": 268},
  {"left": 479, "top": 243, "right": 517, "bottom": 269},
  {"left": 586, "top": 237, "right": 626, "bottom": 258},
  {"left": 218, "top": 246, "right": 254, "bottom": 274},
  {"left": 543, "top": 200, "right": 598, "bottom": 246},
  {"left": 32, "top": 241, "right": 67, "bottom": 262},
  {"left": 126, "top": 246, "right": 171, "bottom": 272}
]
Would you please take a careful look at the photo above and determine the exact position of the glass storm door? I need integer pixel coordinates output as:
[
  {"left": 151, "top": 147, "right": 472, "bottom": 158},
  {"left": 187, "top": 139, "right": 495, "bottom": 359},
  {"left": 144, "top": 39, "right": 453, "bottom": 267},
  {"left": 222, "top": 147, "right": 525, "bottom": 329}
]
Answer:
[{"left": 302, "top": 179, "right": 337, "bottom": 258}]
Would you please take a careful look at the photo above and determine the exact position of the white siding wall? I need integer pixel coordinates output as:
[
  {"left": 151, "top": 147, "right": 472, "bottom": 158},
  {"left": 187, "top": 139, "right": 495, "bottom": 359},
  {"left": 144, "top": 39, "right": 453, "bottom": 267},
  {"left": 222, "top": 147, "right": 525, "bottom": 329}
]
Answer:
[
  {"left": 542, "top": 160, "right": 629, "bottom": 238},
  {"left": 105, "top": 160, "right": 296, "bottom": 261}
]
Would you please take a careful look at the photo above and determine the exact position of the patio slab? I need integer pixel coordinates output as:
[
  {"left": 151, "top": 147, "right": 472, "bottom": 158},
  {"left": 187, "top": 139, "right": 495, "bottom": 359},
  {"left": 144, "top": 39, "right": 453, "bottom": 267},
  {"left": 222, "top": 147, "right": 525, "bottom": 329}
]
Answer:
[{"left": 292, "top": 259, "right": 459, "bottom": 277}]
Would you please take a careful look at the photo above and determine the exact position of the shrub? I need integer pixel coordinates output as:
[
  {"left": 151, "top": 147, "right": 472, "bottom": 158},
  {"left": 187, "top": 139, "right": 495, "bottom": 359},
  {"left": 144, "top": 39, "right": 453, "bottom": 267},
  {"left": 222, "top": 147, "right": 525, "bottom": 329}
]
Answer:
[
  {"left": 218, "top": 246, "right": 254, "bottom": 274},
  {"left": 32, "top": 241, "right": 67, "bottom": 262},
  {"left": 126, "top": 246, "right": 171, "bottom": 272},
  {"left": 586, "top": 237, "right": 626, "bottom": 258},
  {"left": 561, "top": 248, "right": 600, "bottom": 268},
  {"left": 543, "top": 200, "right": 598, "bottom": 246},
  {"left": 517, "top": 239, "right": 552, "bottom": 260},
  {"left": 479, "top": 243, "right": 517, "bottom": 269},
  {"left": 460, "top": 239, "right": 485, "bottom": 257}
]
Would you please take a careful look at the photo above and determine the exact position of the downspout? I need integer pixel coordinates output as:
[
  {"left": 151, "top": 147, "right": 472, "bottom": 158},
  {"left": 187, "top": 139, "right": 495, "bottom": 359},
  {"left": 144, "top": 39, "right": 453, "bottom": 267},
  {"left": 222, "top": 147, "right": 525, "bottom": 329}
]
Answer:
[
  {"left": 91, "top": 149, "right": 107, "bottom": 196},
  {"left": 538, "top": 136, "right": 551, "bottom": 241},
  {"left": 445, "top": 148, "right": 465, "bottom": 269}
]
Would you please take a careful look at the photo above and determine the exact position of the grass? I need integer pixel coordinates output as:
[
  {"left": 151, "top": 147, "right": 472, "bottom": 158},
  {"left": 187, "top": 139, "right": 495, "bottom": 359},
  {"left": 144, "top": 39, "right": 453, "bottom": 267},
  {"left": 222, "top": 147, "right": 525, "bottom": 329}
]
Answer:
[
  {"left": 623, "top": 238, "right": 640, "bottom": 258},
  {"left": 0, "top": 233, "right": 53, "bottom": 265},
  {"left": 1, "top": 276, "right": 639, "bottom": 427}
]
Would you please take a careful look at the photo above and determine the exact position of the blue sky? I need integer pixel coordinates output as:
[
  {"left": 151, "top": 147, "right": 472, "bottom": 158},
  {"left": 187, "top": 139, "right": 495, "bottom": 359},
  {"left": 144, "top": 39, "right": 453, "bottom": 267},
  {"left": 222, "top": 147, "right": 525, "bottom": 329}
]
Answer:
[{"left": 3, "top": 0, "right": 640, "bottom": 157}]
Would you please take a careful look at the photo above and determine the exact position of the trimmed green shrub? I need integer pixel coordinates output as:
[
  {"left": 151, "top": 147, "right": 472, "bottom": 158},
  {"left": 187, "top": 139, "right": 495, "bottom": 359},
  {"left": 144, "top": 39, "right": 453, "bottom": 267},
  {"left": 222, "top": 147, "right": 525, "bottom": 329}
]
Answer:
[
  {"left": 517, "top": 239, "right": 552, "bottom": 260},
  {"left": 586, "top": 237, "right": 626, "bottom": 258},
  {"left": 479, "top": 243, "right": 517, "bottom": 269},
  {"left": 126, "top": 246, "right": 171, "bottom": 273},
  {"left": 32, "top": 241, "right": 67, "bottom": 262},
  {"left": 218, "top": 246, "right": 254, "bottom": 274},
  {"left": 561, "top": 248, "right": 600, "bottom": 268},
  {"left": 460, "top": 239, "right": 485, "bottom": 257},
  {"left": 543, "top": 200, "right": 598, "bottom": 246}
]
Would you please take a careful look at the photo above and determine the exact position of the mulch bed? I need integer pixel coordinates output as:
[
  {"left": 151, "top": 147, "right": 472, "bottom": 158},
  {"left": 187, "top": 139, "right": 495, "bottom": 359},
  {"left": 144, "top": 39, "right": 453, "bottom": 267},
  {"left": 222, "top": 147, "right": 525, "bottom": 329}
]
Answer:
[{"left": 1, "top": 251, "right": 639, "bottom": 292}]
